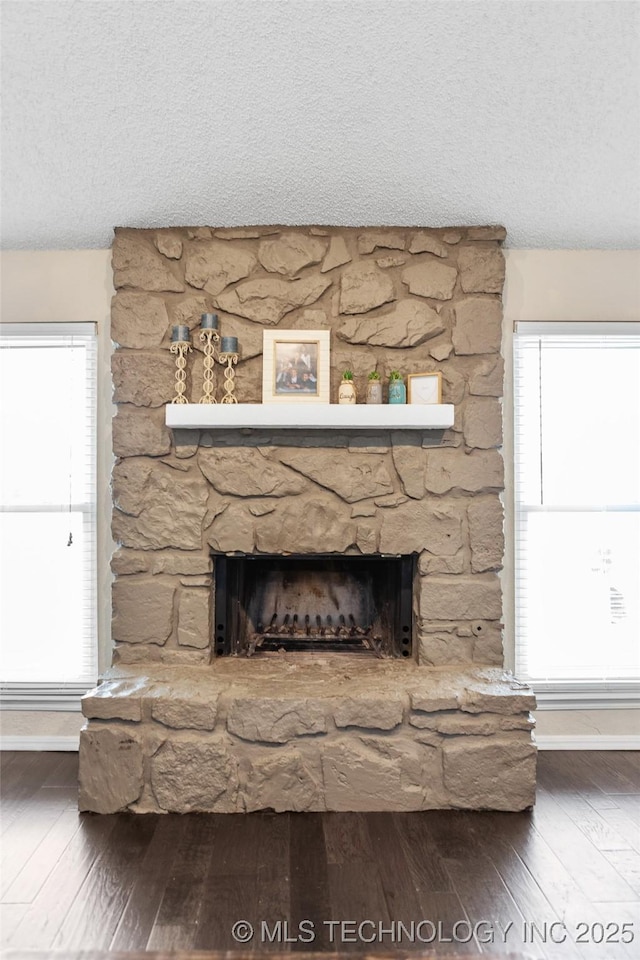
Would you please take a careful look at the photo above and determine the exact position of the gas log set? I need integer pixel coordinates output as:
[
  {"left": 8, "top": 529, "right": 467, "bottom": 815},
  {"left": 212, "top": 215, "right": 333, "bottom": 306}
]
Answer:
[{"left": 248, "top": 610, "right": 383, "bottom": 656}]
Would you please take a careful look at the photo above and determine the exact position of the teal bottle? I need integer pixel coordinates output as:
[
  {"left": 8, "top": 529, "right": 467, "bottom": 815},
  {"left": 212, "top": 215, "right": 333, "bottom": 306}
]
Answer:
[{"left": 388, "top": 377, "right": 406, "bottom": 404}]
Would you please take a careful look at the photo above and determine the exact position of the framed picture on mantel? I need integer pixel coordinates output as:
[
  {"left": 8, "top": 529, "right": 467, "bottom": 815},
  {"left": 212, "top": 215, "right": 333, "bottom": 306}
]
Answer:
[
  {"left": 262, "top": 329, "right": 330, "bottom": 404},
  {"left": 407, "top": 371, "right": 442, "bottom": 404}
]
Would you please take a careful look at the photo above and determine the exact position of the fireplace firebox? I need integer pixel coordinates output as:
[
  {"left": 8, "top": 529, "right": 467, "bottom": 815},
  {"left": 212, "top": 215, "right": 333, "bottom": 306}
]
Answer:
[{"left": 213, "top": 554, "right": 414, "bottom": 658}]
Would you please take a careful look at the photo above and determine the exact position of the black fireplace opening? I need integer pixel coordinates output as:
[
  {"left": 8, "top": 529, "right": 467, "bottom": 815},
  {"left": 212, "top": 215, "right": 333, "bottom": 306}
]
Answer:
[{"left": 213, "top": 554, "right": 415, "bottom": 658}]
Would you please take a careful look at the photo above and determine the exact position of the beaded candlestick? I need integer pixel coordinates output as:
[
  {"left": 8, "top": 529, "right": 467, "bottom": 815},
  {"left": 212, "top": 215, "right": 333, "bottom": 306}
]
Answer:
[
  {"left": 170, "top": 326, "right": 192, "bottom": 404},
  {"left": 218, "top": 352, "right": 239, "bottom": 403},
  {"left": 198, "top": 314, "right": 220, "bottom": 403},
  {"left": 218, "top": 336, "right": 239, "bottom": 403}
]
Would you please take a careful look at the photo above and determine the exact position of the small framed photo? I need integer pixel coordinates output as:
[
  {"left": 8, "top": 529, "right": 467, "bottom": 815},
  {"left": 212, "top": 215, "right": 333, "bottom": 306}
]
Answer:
[
  {"left": 262, "top": 330, "right": 330, "bottom": 404},
  {"left": 407, "top": 371, "right": 442, "bottom": 404}
]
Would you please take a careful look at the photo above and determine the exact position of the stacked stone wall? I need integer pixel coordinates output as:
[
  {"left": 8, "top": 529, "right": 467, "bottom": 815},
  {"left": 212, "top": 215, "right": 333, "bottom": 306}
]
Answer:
[{"left": 109, "top": 224, "right": 506, "bottom": 668}]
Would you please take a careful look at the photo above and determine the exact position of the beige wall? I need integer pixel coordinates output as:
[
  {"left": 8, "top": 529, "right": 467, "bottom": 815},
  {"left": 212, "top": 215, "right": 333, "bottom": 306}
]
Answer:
[{"left": 1, "top": 247, "right": 638, "bottom": 746}]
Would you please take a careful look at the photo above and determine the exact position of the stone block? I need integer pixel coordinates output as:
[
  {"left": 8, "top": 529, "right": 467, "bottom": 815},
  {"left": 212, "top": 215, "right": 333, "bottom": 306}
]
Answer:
[
  {"left": 81, "top": 678, "right": 145, "bottom": 721},
  {"left": 112, "top": 232, "right": 184, "bottom": 292},
  {"left": 322, "top": 737, "right": 443, "bottom": 811},
  {"left": 78, "top": 726, "right": 144, "bottom": 813},
  {"left": 418, "top": 551, "right": 466, "bottom": 575},
  {"left": 401, "top": 259, "right": 458, "bottom": 300},
  {"left": 356, "top": 522, "right": 378, "bottom": 554},
  {"left": 414, "top": 712, "right": 534, "bottom": 736},
  {"left": 463, "top": 397, "right": 503, "bottom": 449},
  {"left": 179, "top": 575, "right": 212, "bottom": 587},
  {"left": 339, "top": 262, "right": 395, "bottom": 314},
  {"left": 169, "top": 295, "right": 212, "bottom": 331},
  {"left": 408, "top": 232, "right": 449, "bottom": 258},
  {"left": 457, "top": 243, "right": 505, "bottom": 294},
  {"left": 424, "top": 449, "right": 503, "bottom": 494},
  {"left": 177, "top": 589, "right": 211, "bottom": 649},
  {"left": 111, "top": 548, "right": 150, "bottom": 575},
  {"left": 351, "top": 504, "right": 376, "bottom": 517},
  {"left": 468, "top": 356, "right": 504, "bottom": 397},
  {"left": 112, "top": 351, "right": 176, "bottom": 407},
  {"left": 338, "top": 299, "right": 443, "bottom": 347},
  {"left": 254, "top": 498, "right": 354, "bottom": 554},
  {"left": 418, "top": 634, "right": 475, "bottom": 666},
  {"left": 111, "top": 291, "right": 169, "bottom": 348},
  {"left": 207, "top": 502, "right": 255, "bottom": 554},
  {"left": 391, "top": 435, "right": 425, "bottom": 499},
  {"left": 468, "top": 497, "right": 504, "bottom": 572},
  {"left": 473, "top": 628, "right": 504, "bottom": 665},
  {"left": 160, "top": 648, "right": 212, "bottom": 666},
  {"left": 459, "top": 675, "right": 536, "bottom": 715},
  {"left": 276, "top": 449, "right": 393, "bottom": 503},
  {"left": 242, "top": 748, "right": 324, "bottom": 813},
  {"left": 376, "top": 255, "right": 407, "bottom": 268},
  {"left": 379, "top": 500, "right": 463, "bottom": 555},
  {"left": 214, "top": 275, "right": 331, "bottom": 325},
  {"left": 443, "top": 735, "right": 536, "bottom": 810},
  {"left": 112, "top": 578, "right": 175, "bottom": 645},
  {"left": 440, "top": 366, "right": 466, "bottom": 404},
  {"left": 152, "top": 551, "right": 212, "bottom": 575},
  {"left": 333, "top": 697, "right": 404, "bottom": 730},
  {"left": 112, "top": 406, "right": 171, "bottom": 458},
  {"left": 113, "top": 643, "right": 161, "bottom": 665},
  {"left": 430, "top": 340, "right": 453, "bottom": 361},
  {"left": 151, "top": 696, "right": 217, "bottom": 731},
  {"left": 154, "top": 231, "right": 183, "bottom": 260},
  {"left": 452, "top": 297, "right": 502, "bottom": 355},
  {"left": 321, "top": 236, "right": 352, "bottom": 273},
  {"left": 466, "top": 225, "right": 507, "bottom": 241},
  {"left": 258, "top": 233, "right": 327, "bottom": 276},
  {"left": 184, "top": 240, "right": 256, "bottom": 294},
  {"left": 227, "top": 698, "right": 328, "bottom": 743},
  {"left": 112, "top": 459, "right": 209, "bottom": 550},
  {"left": 419, "top": 575, "right": 502, "bottom": 621},
  {"left": 199, "top": 447, "right": 307, "bottom": 497},
  {"left": 357, "top": 231, "right": 406, "bottom": 254},
  {"left": 150, "top": 738, "right": 239, "bottom": 812},
  {"left": 373, "top": 493, "right": 408, "bottom": 507}
]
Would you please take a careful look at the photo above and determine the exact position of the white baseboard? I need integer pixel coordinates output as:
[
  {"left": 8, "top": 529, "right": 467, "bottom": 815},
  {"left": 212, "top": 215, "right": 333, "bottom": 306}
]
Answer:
[
  {"left": 0, "top": 735, "right": 79, "bottom": 751},
  {"left": 536, "top": 735, "right": 640, "bottom": 750}
]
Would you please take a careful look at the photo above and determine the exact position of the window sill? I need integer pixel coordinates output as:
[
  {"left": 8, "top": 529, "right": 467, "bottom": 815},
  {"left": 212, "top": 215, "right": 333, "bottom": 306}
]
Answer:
[
  {"left": 530, "top": 681, "right": 640, "bottom": 710},
  {"left": 0, "top": 684, "right": 93, "bottom": 712}
]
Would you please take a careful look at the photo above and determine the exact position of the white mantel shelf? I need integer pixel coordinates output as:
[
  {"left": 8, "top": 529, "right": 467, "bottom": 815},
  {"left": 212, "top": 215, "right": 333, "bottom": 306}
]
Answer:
[{"left": 165, "top": 403, "right": 454, "bottom": 431}]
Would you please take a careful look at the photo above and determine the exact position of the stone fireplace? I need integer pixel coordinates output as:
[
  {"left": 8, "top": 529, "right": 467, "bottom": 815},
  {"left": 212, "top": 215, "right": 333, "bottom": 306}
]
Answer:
[{"left": 78, "top": 224, "right": 537, "bottom": 814}]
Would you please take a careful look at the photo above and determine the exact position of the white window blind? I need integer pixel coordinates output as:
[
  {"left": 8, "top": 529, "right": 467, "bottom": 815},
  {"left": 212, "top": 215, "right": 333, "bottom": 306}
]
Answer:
[
  {"left": 514, "top": 322, "right": 640, "bottom": 685},
  {"left": 0, "top": 324, "right": 98, "bottom": 702}
]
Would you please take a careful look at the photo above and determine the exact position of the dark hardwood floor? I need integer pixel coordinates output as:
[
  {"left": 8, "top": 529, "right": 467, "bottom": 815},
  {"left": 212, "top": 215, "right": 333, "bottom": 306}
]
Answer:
[{"left": 1, "top": 751, "right": 639, "bottom": 959}]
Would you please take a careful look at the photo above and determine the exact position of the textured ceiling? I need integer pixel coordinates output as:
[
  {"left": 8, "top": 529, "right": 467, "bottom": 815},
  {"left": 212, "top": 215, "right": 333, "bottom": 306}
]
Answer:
[{"left": 1, "top": 0, "right": 639, "bottom": 250}]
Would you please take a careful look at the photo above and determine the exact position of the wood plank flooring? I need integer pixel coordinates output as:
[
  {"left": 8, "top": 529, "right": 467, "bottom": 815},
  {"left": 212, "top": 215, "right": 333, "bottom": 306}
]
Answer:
[{"left": 0, "top": 751, "right": 639, "bottom": 959}]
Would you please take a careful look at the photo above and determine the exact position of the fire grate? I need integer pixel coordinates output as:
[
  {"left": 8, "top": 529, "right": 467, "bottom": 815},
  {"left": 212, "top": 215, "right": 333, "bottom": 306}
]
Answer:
[{"left": 213, "top": 554, "right": 414, "bottom": 659}]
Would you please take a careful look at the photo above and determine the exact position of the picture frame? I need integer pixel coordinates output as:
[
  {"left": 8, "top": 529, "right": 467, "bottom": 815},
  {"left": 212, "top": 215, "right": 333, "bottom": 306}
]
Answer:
[
  {"left": 407, "top": 371, "right": 442, "bottom": 404},
  {"left": 262, "top": 330, "right": 330, "bottom": 404}
]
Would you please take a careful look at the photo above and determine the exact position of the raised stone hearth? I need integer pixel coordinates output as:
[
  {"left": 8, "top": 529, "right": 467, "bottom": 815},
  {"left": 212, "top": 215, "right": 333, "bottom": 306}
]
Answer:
[
  {"left": 80, "top": 662, "right": 536, "bottom": 813},
  {"left": 78, "top": 223, "right": 537, "bottom": 813}
]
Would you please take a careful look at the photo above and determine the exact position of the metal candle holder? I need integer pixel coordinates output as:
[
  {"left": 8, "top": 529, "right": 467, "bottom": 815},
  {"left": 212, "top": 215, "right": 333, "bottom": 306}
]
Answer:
[
  {"left": 218, "top": 352, "right": 240, "bottom": 403},
  {"left": 170, "top": 326, "right": 192, "bottom": 404},
  {"left": 198, "top": 328, "right": 220, "bottom": 403}
]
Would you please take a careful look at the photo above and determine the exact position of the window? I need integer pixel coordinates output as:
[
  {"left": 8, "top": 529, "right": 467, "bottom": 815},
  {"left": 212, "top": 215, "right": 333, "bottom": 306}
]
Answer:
[
  {"left": 514, "top": 322, "right": 640, "bottom": 687},
  {"left": 0, "top": 324, "right": 98, "bottom": 705}
]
